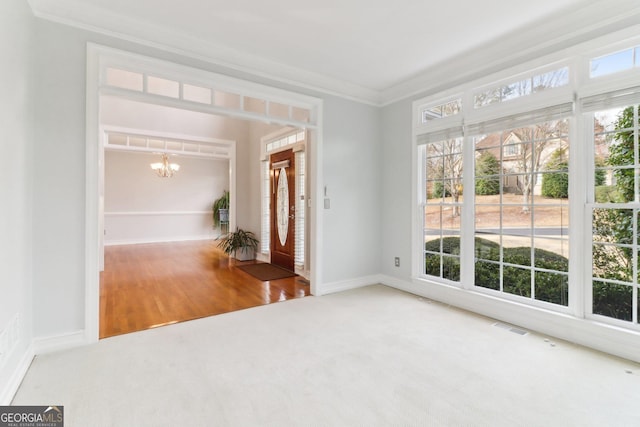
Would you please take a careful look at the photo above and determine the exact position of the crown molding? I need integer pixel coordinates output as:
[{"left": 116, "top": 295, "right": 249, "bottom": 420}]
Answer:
[
  {"left": 27, "top": 0, "right": 640, "bottom": 107},
  {"left": 27, "top": 0, "right": 381, "bottom": 106},
  {"left": 381, "top": 0, "right": 640, "bottom": 106}
]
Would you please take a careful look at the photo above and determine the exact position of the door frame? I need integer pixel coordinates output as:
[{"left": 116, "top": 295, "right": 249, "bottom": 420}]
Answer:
[
  {"left": 260, "top": 129, "right": 310, "bottom": 277},
  {"left": 270, "top": 149, "right": 296, "bottom": 271},
  {"left": 85, "top": 44, "right": 324, "bottom": 343}
]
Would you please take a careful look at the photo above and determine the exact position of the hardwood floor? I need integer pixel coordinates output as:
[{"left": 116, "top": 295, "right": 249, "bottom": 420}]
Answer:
[{"left": 99, "top": 240, "right": 310, "bottom": 339}]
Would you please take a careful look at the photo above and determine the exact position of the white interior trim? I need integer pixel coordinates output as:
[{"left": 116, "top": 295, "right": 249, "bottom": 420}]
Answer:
[
  {"left": 29, "top": 0, "right": 640, "bottom": 106},
  {"left": 0, "top": 344, "right": 34, "bottom": 405},
  {"left": 86, "top": 44, "right": 323, "bottom": 343}
]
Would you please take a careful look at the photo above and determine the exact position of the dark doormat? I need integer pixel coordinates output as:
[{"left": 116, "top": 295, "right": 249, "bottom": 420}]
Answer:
[{"left": 237, "top": 263, "right": 296, "bottom": 281}]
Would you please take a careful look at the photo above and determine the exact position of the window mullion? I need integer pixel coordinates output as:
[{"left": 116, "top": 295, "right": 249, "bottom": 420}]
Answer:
[
  {"left": 461, "top": 132, "right": 475, "bottom": 289},
  {"left": 570, "top": 107, "right": 588, "bottom": 318}
]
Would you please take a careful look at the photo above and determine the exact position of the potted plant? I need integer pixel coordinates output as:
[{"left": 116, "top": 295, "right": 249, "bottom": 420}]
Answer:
[
  {"left": 212, "top": 190, "right": 229, "bottom": 228},
  {"left": 217, "top": 228, "right": 259, "bottom": 261}
]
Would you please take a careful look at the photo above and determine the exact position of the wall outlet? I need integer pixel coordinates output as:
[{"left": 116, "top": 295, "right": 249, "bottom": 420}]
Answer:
[{"left": 394, "top": 257, "right": 400, "bottom": 267}]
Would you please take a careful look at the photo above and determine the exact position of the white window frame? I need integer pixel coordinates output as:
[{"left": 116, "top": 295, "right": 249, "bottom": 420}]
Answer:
[{"left": 412, "top": 31, "right": 640, "bottom": 331}]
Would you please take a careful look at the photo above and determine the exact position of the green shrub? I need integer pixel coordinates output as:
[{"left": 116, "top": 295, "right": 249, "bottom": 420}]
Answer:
[
  {"left": 431, "top": 181, "right": 450, "bottom": 198},
  {"left": 592, "top": 281, "right": 633, "bottom": 321},
  {"left": 426, "top": 237, "right": 570, "bottom": 305},
  {"left": 595, "top": 185, "right": 624, "bottom": 203},
  {"left": 475, "top": 152, "right": 501, "bottom": 195},
  {"left": 541, "top": 149, "right": 569, "bottom": 198},
  {"left": 541, "top": 168, "right": 568, "bottom": 198}
]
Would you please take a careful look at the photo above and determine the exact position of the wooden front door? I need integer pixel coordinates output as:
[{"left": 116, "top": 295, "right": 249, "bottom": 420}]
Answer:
[{"left": 270, "top": 149, "right": 295, "bottom": 271}]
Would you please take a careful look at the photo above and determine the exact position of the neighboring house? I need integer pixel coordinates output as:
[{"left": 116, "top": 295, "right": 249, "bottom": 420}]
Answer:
[{"left": 474, "top": 131, "right": 568, "bottom": 196}]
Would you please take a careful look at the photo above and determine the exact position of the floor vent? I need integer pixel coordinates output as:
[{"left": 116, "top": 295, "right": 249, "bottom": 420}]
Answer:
[{"left": 493, "top": 322, "right": 528, "bottom": 336}]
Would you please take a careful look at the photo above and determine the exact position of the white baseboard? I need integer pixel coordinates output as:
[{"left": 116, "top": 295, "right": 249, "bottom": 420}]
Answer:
[
  {"left": 32, "top": 330, "right": 87, "bottom": 355},
  {"left": 104, "top": 235, "right": 217, "bottom": 246},
  {"left": 319, "top": 274, "right": 382, "bottom": 295},
  {"left": 378, "top": 274, "right": 640, "bottom": 364},
  {"left": 0, "top": 344, "right": 34, "bottom": 405}
]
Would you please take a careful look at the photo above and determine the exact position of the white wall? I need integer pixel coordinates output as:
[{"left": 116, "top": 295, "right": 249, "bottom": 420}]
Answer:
[
  {"left": 322, "top": 96, "right": 382, "bottom": 284},
  {"left": 0, "top": 0, "right": 34, "bottom": 404},
  {"left": 100, "top": 96, "right": 264, "bottom": 236},
  {"left": 104, "top": 151, "right": 229, "bottom": 244},
  {"left": 380, "top": 100, "right": 413, "bottom": 278},
  {"left": 30, "top": 18, "right": 382, "bottom": 339}
]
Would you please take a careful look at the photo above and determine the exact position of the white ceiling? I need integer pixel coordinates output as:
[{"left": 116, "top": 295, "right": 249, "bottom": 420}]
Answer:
[{"left": 28, "top": 0, "right": 640, "bottom": 104}]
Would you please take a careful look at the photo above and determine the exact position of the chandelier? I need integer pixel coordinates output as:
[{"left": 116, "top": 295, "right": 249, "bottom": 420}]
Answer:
[{"left": 150, "top": 153, "right": 180, "bottom": 178}]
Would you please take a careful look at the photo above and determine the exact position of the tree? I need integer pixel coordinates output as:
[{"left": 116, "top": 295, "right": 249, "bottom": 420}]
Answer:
[
  {"left": 511, "top": 120, "right": 569, "bottom": 212},
  {"left": 427, "top": 138, "right": 463, "bottom": 216},
  {"left": 591, "top": 105, "right": 638, "bottom": 320},
  {"left": 608, "top": 107, "right": 637, "bottom": 203},
  {"left": 475, "top": 151, "right": 501, "bottom": 195},
  {"left": 541, "top": 148, "right": 568, "bottom": 198},
  {"left": 474, "top": 70, "right": 569, "bottom": 211}
]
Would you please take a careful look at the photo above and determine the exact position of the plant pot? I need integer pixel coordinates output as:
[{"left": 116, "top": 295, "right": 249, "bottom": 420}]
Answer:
[
  {"left": 233, "top": 247, "right": 255, "bottom": 261},
  {"left": 219, "top": 208, "right": 229, "bottom": 223}
]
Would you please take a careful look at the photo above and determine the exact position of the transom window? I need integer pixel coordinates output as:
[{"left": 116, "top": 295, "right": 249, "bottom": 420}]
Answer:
[
  {"left": 590, "top": 45, "right": 640, "bottom": 78},
  {"left": 421, "top": 99, "right": 461, "bottom": 123},
  {"left": 414, "top": 36, "right": 640, "bottom": 331},
  {"left": 474, "top": 67, "right": 569, "bottom": 108}
]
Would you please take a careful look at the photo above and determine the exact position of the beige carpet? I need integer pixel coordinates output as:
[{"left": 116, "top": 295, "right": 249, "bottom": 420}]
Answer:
[{"left": 12, "top": 285, "right": 640, "bottom": 426}]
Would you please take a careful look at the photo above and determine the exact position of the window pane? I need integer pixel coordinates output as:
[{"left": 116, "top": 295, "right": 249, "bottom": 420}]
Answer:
[
  {"left": 590, "top": 49, "right": 634, "bottom": 78},
  {"left": 214, "top": 91, "right": 241, "bottom": 109},
  {"left": 442, "top": 254, "right": 461, "bottom": 281},
  {"left": 243, "top": 96, "right": 266, "bottom": 114},
  {"left": 533, "top": 67, "right": 569, "bottom": 92},
  {"left": 591, "top": 105, "right": 640, "bottom": 321},
  {"left": 423, "top": 106, "right": 442, "bottom": 121},
  {"left": 474, "top": 88, "right": 501, "bottom": 108},
  {"left": 474, "top": 67, "right": 568, "bottom": 108},
  {"left": 504, "top": 265, "right": 531, "bottom": 297},
  {"left": 534, "top": 238, "right": 569, "bottom": 272},
  {"left": 291, "top": 107, "right": 311, "bottom": 123},
  {"left": 443, "top": 100, "right": 461, "bottom": 116},
  {"left": 593, "top": 281, "right": 633, "bottom": 321},
  {"left": 473, "top": 120, "right": 570, "bottom": 306},
  {"left": 423, "top": 99, "right": 461, "bottom": 121},
  {"left": 502, "top": 80, "right": 531, "bottom": 101},
  {"left": 147, "top": 76, "right": 179, "bottom": 98},
  {"left": 425, "top": 204, "right": 442, "bottom": 230},
  {"left": 425, "top": 253, "right": 441, "bottom": 277},
  {"left": 474, "top": 235, "right": 500, "bottom": 262},
  {"left": 269, "top": 102, "right": 290, "bottom": 119},
  {"left": 475, "top": 260, "right": 500, "bottom": 290},
  {"left": 592, "top": 243, "right": 633, "bottom": 281},
  {"left": 592, "top": 208, "right": 633, "bottom": 244},
  {"left": 535, "top": 271, "right": 568, "bottom": 306},
  {"left": 423, "top": 139, "right": 463, "bottom": 282},
  {"left": 183, "top": 84, "right": 211, "bottom": 104},
  {"left": 105, "top": 68, "right": 143, "bottom": 91}
]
